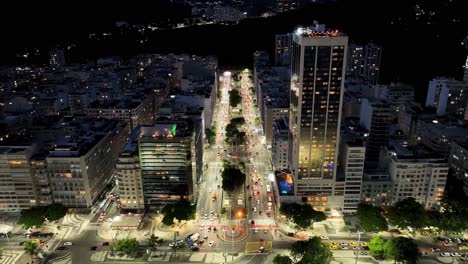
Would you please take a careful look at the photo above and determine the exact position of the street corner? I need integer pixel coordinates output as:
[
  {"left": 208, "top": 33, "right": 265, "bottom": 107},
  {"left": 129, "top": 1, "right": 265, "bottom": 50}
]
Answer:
[
  {"left": 90, "top": 251, "right": 107, "bottom": 262},
  {"left": 245, "top": 241, "right": 272, "bottom": 255}
]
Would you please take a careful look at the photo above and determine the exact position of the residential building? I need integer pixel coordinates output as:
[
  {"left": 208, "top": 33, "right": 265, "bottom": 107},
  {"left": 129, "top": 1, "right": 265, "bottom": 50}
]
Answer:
[
  {"left": 0, "top": 143, "right": 38, "bottom": 210},
  {"left": 47, "top": 119, "right": 129, "bottom": 208},
  {"left": 361, "top": 171, "right": 392, "bottom": 207},
  {"left": 381, "top": 143, "right": 448, "bottom": 209},
  {"left": 272, "top": 118, "right": 289, "bottom": 171},
  {"left": 339, "top": 139, "right": 365, "bottom": 213},
  {"left": 116, "top": 137, "right": 144, "bottom": 210},
  {"left": 275, "top": 34, "right": 292, "bottom": 66},
  {"left": 375, "top": 83, "right": 414, "bottom": 117},
  {"left": 31, "top": 152, "right": 53, "bottom": 206},
  {"left": 425, "top": 78, "right": 468, "bottom": 120},
  {"left": 85, "top": 94, "right": 156, "bottom": 131},
  {"left": 448, "top": 142, "right": 468, "bottom": 196},
  {"left": 263, "top": 96, "right": 289, "bottom": 147},
  {"left": 288, "top": 24, "right": 348, "bottom": 210},
  {"left": 347, "top": 43, "right": 382, "bottom": 85},
  {"left": 360, "top": 98, "right": 391, "bottom": 169}
]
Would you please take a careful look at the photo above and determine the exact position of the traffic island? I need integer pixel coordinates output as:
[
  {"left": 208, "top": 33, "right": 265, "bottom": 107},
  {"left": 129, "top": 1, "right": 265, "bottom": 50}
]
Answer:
[{"left": 216, "top": 225, "right": 247, "bottom": 242}]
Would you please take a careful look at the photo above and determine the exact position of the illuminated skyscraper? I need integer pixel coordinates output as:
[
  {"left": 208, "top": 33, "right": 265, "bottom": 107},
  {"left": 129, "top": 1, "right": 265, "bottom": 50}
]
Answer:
[{"left": 288, "top": 25, "right": 348, "bottom": 208}]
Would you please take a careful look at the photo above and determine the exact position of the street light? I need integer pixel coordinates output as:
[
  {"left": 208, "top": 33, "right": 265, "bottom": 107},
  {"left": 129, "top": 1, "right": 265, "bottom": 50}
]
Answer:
[{"left": 355, "top": 231, "right": 363, "bottom": 264}]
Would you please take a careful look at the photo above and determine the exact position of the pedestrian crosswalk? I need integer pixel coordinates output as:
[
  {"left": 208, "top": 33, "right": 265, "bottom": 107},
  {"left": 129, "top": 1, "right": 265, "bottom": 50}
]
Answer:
[{"left": 84, "top": 225, "right": 100, "bottom": 230}]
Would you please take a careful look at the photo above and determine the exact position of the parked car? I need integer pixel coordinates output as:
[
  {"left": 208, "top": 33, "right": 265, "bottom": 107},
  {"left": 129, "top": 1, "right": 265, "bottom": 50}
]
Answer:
[
  {"left": 102, "top": 242, "right": 110, "bottom": 246},
  {"left": 57, "top": 246, "right": 68, "bottom": 250},
  {"left": 63, "top": 242, "right": 73, "bottom": 246},
  {"left": 89, "top": 246, "right": 98, "bottom": 251},
  {"left": 440, "top": 252, "right": 451, "bottom": 257}
]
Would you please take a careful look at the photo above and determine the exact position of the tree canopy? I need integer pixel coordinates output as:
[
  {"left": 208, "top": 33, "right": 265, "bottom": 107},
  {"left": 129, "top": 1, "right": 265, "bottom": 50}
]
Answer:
[
  {"left": 290, "top": 237, "right": 332, "bottom": 264},
  {"left": 357, "top": 203, "right": 388, "bottom": 232},
  {"left": 222, "top": 167, "right": 246, "bottom": 192},
  {"left": 369, "top": 235, "right": 386, "bottom": 257},
  {"left": 161, "top": 200, "right": 196, "bottom": 226},
  {"left": 273, "top": 255, "right": 292, "bottom": 264},
  {"left": 384, "top": 237, "right": 419, "bottom": 264},
  {"left": 229, "top": 89, "right": 242, "bottom": 108},
  {"left": 280, "top": 203, "right": 326, "bottom": 229},
  {"left": 388, "top": 198, "right": 427, "bottom": 229},
  {"left": 18, "top": 204, "right": 67, "bottom": 229},
  {"left": 113, "top": 238, "right": 139, "bottom": 256}
]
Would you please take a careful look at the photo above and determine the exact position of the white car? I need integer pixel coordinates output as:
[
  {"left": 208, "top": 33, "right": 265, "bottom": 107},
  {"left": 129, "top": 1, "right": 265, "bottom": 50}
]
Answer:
[
  {"left": 451, "top": 253, "right": 461, "bottom": 257},
  {"left": 254, "top": 228, "right": 259, "bottom": 233},
  {"left": 320, "top": 236, "right": 329, "bottom": 240},
  {"left": 253, "top": 207, "right": 257, "bottom": 212},
  {"left": 143, "top": 231, "right": 149, "bottom": 236},
  {"left": 63, "top": 242, "right": 73, "bottom": 246},
  {"left": 209, "top": 241, "right": 214, "bottom": 247},
  {"left": 440, "top": 252, "right": 451, "bottom": 257}
]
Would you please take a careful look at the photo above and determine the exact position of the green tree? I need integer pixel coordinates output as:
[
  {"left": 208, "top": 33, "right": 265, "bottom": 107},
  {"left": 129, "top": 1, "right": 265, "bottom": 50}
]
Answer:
[
  {"left": 222, "top": 167, "right": 246, "bottom": 192},
  {"left": 161, "top": 200, "right": 196, "bottom": 225},
  {"left": 18, "top": 207, "right": 46, "bottom": 229},
  {"left": 255, "top": 117, "right": 260, "bottom": 126},
  {"left": 206, "top": 127, "right": 216, "bottom": 144},
  {"left": 273, "top": 255, "right": 292, "bottom": 264},
  {"left": 113, "top": 238, "right": 139, "bottom": 256},
  {"left": 357, "top": 203, "right": 388, "bottom": 232},
  {"left": 388, "top": 198, "right": 427, "bottom": 229},
  {"left": 230, "top": 117, "right": 245, "bottom": 126},
  {"left": 45, "top": 204, "right": 67, "bottom": 221},
  {"left": 162, "top": 214, "right": 174, "bottom": 226},
  {"left": 280, "top": 203, "right": 326, "bottom": 229},
  {"left": 229, "top": 90, "right": 242, "bottom": 108},
  {"left": 239, "top": 162, "right": 246, "bottom": 173},
  {"left": 222, "top": 159, "right": 231, "bottom": 169},
  {"left": 289, "top": 237, "right": 332, "bottom": 264},
  {"left": 384, "top": 237, "right": 419, "bottom": 264},
  {"left": 369, "top": 235, "right": 386, "bottom": 257},
  {"left": 23, "top": 240, "right": 36, "bottom": 263}
]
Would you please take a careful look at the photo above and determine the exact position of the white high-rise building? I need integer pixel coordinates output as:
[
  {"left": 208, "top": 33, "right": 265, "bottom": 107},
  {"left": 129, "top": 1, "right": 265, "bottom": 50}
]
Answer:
[
  {"left": 288, "top": 24, "right": 348, "bottom": 210},
  {"left": 426, "top": 78, "right": 468, "bottom": 120}
]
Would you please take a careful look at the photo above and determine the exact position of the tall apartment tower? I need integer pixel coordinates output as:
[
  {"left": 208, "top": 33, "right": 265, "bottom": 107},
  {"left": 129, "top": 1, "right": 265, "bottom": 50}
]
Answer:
[
  {"left": 289, "top": 25, "right": 348, "bottom": 207},
  {"left": 347, "top": 43, "right": 382, "bottom": 85},
  {"left": 360, "top": 98, "right": 392, "bottom": 169}
]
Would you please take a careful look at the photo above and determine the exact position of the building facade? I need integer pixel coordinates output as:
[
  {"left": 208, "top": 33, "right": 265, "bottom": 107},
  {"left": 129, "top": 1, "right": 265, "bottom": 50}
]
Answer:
[
  {"left": 449, "top": 142, "right": 468, "bottom": 196},
  {"left": 360, "top": 98, "right": 391, "bottom": 169},
  {"left": 0, "top": 144, "right": 38, "bottom": 210},
  {"left": 426, "top": 78, "right": 468, "bottom": 120},
  {"left": 47, "top": 120, "right": 129, "bottom": 208},
  {"left": 347, "top": 43, "right": 382, "bottom": 85},
  {"left": 340, "top": 140, "right": 365, "bottom": 213},
  {"left": 288, "top": 25, "right": 347, "bottom": 210},
  {"left": 272, "top": 118, "right": 290, "bottom": 171},
  {"left": 115, "top": 141, "right": 144, "bottom": 210},
  {"left": 275, "top": 34, "right": 292, "bottom": 66}
]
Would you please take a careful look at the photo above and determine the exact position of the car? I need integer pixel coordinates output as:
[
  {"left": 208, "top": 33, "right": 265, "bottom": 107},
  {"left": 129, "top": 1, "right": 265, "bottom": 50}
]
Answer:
[
  {"left": 102, "top": 242, "right": 110, "bottom": 246},
  {"left": 340, "top": 242, "right": 349, "bottom": 246},
  {"left": 200, "top": 225, "right": 204, "bottom": 231},
  {"left": 254, "top": 228, "right": 259, "bottom": 233},
  {"left": 440, "top": 252, "right": 451, "bottom": 257},
  {"left": 320, "top": 236, "right": 329, "bottom": 240},
  {"left": 256, "top": 199, "right": 260, "bottom": 204},
  {"left": 253, "top": 207, "right": 257, "bottom": 212},
  {"left": 89, "top": 246, "right": 98, "bottom": 251},
  {"left": 451, "top": 253, "right": 461, "bottom": 257},
  {"left": 203, "top": 235, "right": 208, "bottom": 240},
  {"left": 341, "top": 246, "right": 349, "bottom": 250},
  {"left": 190, "top": 246, "right": 200, "bottom": 252},
  {"left": 57, "top": 246, "right": 68, "bottom": 250},
  {"left": 266, "top": 212, "right": 271, "bottom": 217},
  {"left": 209, "top": 241, "right": 215, "bottom": 247},
  {"left": 420, "top": 252, "right": 428, "bottom": 257},
  {"left": 63, "top": 242, "right": 73, "bottom": 246},
  {"left": 360, "top": 252, "right": 368, "bottom": 255},
  {"left": 431, "top": 248, "right": 441, "bottom": 252},
  {"left": 263, "top": 229, "right": 268, "bottom": 234},
  {"left": 198, "top": 240, "right": 204, "bottom": 245},
  {"left": 258, "top": 246, "right": 265, "bottom": 253}
]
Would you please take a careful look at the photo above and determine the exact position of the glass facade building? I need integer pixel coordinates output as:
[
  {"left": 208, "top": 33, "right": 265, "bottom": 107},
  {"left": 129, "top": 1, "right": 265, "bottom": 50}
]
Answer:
[{"left": 289, "top": 26, "right": 348, "bottom": 203}]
